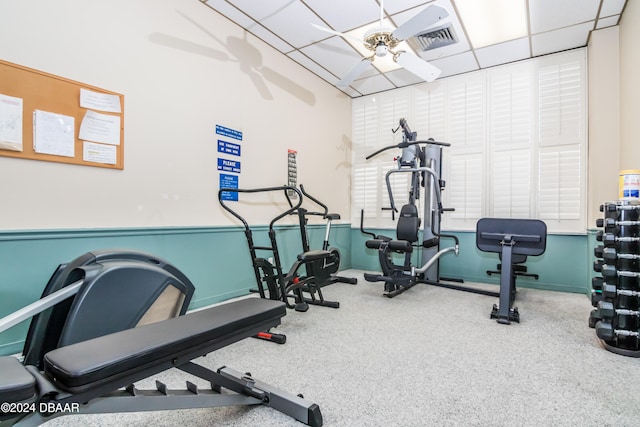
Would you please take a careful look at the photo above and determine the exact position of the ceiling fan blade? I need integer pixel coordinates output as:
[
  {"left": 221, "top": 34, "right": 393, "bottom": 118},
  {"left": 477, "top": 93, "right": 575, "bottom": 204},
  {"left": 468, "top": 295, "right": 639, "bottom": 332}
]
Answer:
[
  {"left": 395, "top": 52, "right": 441, "bottom": 83},
  {"left": 392, "top": 4, "right": 449, "bottom": 40},
  {"left": 311, "top": 23, "right": 362, "bottom": 44},
  {"left": 337, "top": 58, "right": 373, "bottom": 88}
]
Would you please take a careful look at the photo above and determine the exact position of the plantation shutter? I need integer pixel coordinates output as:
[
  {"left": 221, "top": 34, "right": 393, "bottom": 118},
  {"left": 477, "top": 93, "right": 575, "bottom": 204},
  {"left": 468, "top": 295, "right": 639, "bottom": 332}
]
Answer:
[
  {"left": 444, "top": 74, "right": 485, "bottom": 229},
  {"left": 536, "top": 51, "right": 586, "bottom": 232},
  {"left": 488, "top": 62, "right": 533, "bottom": 218}
]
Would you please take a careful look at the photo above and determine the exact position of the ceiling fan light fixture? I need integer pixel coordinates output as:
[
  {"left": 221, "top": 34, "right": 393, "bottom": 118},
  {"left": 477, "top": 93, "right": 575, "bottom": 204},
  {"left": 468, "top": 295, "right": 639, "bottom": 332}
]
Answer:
[{"left": 375, "top": 43, "right": 389, "bottom": 57}]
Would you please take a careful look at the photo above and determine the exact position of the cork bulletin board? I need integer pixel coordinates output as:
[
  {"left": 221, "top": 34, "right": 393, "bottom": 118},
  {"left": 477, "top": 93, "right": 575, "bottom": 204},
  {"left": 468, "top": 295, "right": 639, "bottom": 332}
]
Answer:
[{"left": 0, "top": 59, "right": 124, "bottom": 169}]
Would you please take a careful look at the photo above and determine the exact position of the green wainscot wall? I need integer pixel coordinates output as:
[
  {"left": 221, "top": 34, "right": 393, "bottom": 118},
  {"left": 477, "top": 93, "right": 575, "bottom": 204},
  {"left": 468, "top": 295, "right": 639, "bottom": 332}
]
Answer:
[
  {"left": 0, "top": 223, "right": 352, "bottom": 356},
  {"left": 351, "top": 228, "right": 593, "bottom": 295}
]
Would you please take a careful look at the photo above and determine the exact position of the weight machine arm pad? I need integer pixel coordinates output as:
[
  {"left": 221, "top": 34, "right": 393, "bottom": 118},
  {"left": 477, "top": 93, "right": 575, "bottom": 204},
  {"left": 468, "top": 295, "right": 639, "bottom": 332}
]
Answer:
[{"left": 366, "top": 239, "right": 413, "bottom": 253}]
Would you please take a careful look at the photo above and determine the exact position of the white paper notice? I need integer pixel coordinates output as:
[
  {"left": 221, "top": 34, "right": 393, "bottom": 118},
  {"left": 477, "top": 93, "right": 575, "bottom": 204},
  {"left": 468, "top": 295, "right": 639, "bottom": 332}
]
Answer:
[
  {"left": 33, "top": 110, "right": 75, "bottom": 157},
  {"left": 83, "top": 141, "right": 117, "bottom": 164},
  {"left": 0, "top": 93, "right": 23, "bottom": 152},
  {"left": 79, "top": 88, "right": 121, "bottom": 113},
  {"left": 79, "top": 110, "right": 121, "bottom": 146}
]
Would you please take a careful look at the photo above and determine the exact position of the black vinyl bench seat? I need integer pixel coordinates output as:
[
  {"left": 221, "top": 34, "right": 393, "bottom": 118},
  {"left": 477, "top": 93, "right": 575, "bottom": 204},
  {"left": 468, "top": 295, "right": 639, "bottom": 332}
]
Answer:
[
  {"left": 43, "top": 298, "right": 285, "bottom": 394},
  {"left": 0, "top": 356, "right": 36, "bottom": 404},
  {"left": 0, "top": 298, "right": 322, "bottom": 426}
]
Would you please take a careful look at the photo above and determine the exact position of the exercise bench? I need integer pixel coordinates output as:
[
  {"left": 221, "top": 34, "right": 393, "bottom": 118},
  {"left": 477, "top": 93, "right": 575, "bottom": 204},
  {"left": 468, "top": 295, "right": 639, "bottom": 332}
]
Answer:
[
  {"left": 476, "top": 218, "right": 547, "bottom": 324},
  {"left": 0, "top": 298, "right": 323, "bottom": 426}
]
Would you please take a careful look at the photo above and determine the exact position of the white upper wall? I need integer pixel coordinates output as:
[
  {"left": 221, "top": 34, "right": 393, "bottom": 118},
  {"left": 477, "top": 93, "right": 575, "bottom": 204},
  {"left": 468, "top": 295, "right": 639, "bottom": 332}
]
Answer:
[
  {"left": 619, "top": 0, "right": 640, "bottom": 169},
  {"left": 0, "top": 0, "right": 352, "bottom": 229}
]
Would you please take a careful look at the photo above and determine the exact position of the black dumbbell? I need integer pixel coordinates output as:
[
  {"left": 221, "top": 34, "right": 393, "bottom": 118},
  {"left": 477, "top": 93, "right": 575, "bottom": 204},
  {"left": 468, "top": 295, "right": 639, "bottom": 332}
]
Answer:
[
  {"left": 596, "top": 301, "right": 640, "bottom": 320},
  {"left": 589, "top": 309, "right": 601, "bottom": 328},
  {"left": 595, "top": 320, "right": 640, "bottom": 341},
  {"left": 596, "top": 218, "right": 640, "bottom": 228},
  {"left": 599, "top": 264, "right": 640, "bottom": 280},
  {"left": 596, "top": 232, "right": 640, "bottom": 248},
  {"left": 596, "top": 246, "right": 640, "bottom": 262},
  {"left": 591, "top": 291, "right": 604, "bottom": 307},
  {"left": 594, "top": 259, "right": 603, "bottom": 272},
  {"left": 599, "top": 283, "right": 640, "bottom": 299}
]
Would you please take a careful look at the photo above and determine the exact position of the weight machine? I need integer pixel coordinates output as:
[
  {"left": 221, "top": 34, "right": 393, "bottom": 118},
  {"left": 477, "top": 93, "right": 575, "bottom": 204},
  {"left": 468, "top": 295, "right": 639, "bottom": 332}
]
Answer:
[{"left": 360, "top": 118, "right": 461, "bottom": 297}]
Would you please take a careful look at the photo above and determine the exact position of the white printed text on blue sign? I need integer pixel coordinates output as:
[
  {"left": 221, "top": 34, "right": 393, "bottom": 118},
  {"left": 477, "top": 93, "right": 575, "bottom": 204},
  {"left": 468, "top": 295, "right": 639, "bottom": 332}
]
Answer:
[
  {"left": 218, "top": 158, "right": 241, "bottom": 173},
  {"left": 215, "top": 125, "right": 243, "bottom": 141},
  {"left": 220, "top": 174, "right": 239, "bottom": 201},
  {"left": 218, "top": 140, "right": 241, "bottom": 157}
]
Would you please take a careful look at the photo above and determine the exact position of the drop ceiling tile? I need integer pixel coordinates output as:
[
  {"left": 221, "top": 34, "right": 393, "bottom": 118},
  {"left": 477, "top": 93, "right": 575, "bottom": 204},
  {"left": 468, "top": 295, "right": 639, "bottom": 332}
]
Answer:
[
  {"left": 600, "top": 0, "right": 627, "bottom": 17},
  {"left": 300, "top": 36, "right": 365, "bottom": 78},
  {"left": 428, "top": 51, "right": 479, "bottom": 77},
  {"left": 391, "top": 0, "right": 452, "bottom": 32},
  {"left": 259, "top": 2, "right": 334, "bottom": 48},
  {"left": 205, "top": 0, "right": 294, "bottom": 53},
  {"left": 596, "top": 15, "right": 620, "bottom": 29},
  {"left": 287, "top": 50, "right": 342, "bottom": 84},
  {"left": 303, "top": 0, "right": 382, "bottom": 32},
  {"left": 384, "top": 0, "right": 435, "bottom": 15},
  {"left": 529, "top": 0, "right": 600, "bottom": 34},
  {"left": 225, "top": 0, "right": 298, "bottom": 21},
  {"left": 247, "top": 24, "right": 295, "bottom": 53},
  {"left": 205, "top": 0, "right": 255, "bottom": 29},
  {"left": 474, "top": 37, "right": 530, "bottom": 68},
  {"left": 350, "top": 74, "right": 395, "bottom": 95},
  {"left": 531, "top": 21, "right": 593, "bottom": 56}
]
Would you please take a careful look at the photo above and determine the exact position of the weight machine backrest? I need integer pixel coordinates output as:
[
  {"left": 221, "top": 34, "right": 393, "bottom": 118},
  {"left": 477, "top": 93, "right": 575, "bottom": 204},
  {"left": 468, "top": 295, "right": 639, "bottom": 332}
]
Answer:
[
  {"left": 476, "top": 218, "right": 547, "bottom": 256},
  {"left": 396, "top": 204, "right": 421, "bottom": 244}
]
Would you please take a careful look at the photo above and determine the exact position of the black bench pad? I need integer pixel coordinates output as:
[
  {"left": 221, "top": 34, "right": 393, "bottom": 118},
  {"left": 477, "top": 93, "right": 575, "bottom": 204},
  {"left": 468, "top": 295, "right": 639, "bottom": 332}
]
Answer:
[
  {"left": 0, "top": 356, "right": 36, "bottom": 403},
  {"left": 43, "top": 298, "right": 285, "bottom": 393},
  {"left": 366, "top": 239, "right": 413, "bottom": 252}
]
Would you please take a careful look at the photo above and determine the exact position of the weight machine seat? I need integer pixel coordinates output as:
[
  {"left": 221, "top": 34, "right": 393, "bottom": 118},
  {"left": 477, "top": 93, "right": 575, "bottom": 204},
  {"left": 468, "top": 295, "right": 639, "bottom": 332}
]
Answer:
[
  {"left": 0, "top": 356, "right": 36, "bottom": 404},
  {"left": 41, "top": 298, "right": 285, "bottom": 394},
  {"left": 365, "top": 204, "right": 420, "bottom": 254},
  {"left": 297, "top": 250, "right": 331, "bottom": 263}
]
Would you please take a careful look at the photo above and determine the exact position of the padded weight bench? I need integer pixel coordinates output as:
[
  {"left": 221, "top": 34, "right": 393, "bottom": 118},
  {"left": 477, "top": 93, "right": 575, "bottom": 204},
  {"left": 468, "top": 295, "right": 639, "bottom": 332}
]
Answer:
[
  {"left": 476, "top": 218, "right": 547, "bottom": 325},
  {"left": 0, "top": 298, "right": 322, "bottom": 427}
]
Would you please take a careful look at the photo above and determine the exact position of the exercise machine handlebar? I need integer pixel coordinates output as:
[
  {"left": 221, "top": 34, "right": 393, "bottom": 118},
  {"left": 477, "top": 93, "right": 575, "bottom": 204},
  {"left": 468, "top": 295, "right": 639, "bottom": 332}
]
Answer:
[
  {"left": 284, "top": 184, "right": 330, "bottom": 219},
  {"left": 385, "top": 166, "right": 444, "bottom": 216},
  {"left": 0, "top": 280, "right": 84, "bottom": 334},
  {"left": 218, "top": 186, "right": 303, "bottom": 231},
  {"left": 365, "top": 140, "right": 451, "bottom": 161}
]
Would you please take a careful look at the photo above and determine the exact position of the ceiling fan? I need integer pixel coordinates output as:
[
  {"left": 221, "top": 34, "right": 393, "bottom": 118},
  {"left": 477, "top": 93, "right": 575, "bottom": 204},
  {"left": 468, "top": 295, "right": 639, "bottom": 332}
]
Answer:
[{"left": 313, "top": 1, "right": 449, "bottom": 89}]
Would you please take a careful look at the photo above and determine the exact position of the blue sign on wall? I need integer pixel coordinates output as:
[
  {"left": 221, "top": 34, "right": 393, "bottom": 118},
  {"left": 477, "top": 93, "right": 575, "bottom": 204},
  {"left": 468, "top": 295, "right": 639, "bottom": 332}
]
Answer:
[
  {"left": 215, "top": 125, "right": 243, "bottom": 141},
  {"left": 218, "top": 140, "right": 241, "bottom": 157},
  {"left": 217, "top": 158, "right": 241, "bottom": 173},
  {"left": 219, "top": 173, "right": 239, "bottom": 201}
]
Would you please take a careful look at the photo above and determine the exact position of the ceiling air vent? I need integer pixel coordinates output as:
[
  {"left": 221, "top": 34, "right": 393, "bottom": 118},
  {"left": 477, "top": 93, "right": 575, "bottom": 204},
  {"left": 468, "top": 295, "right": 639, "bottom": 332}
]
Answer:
[{"left": 409, "top": 24, "right": 458, "bottom": 52}]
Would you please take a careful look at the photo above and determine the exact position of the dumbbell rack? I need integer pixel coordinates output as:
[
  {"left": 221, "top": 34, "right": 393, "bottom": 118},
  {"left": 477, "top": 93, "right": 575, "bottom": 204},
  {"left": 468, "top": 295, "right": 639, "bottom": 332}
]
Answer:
[{"left": 589, "top": 201, "right": 640, "bottom": 357}]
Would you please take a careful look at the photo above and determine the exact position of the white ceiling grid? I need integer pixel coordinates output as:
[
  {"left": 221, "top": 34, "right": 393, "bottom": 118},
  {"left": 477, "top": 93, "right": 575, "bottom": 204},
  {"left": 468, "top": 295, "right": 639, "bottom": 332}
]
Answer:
[{"left": 201, "top": 0, "right": 627, "bottom": 97}]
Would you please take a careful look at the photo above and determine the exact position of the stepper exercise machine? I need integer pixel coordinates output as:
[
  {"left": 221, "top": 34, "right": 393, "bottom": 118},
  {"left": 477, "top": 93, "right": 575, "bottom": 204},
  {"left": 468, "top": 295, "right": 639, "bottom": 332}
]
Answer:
[
  {"left": 219, "top": 185, "right": 342, "bottom": 312},
  {"left": 0, "top": 250, "right": 323, "bottom": 426}
]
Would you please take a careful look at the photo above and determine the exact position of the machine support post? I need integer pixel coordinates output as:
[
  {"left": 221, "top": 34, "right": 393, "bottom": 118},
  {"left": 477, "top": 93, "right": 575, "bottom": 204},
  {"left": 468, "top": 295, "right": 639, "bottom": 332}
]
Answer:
[{"left": 497, "top": 237, "right": 515, "bottom": 324}]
